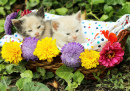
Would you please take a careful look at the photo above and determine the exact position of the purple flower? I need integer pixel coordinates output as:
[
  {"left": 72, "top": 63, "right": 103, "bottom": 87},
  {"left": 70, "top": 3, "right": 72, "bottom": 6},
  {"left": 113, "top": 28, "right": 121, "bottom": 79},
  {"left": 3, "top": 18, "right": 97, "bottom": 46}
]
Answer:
[
  {"left": 4, "top": 12, "right": 18, "bottom": 35},
  {"left": 61, "top": 42, "right": 84, "bottom": 68},
  {"left": 21, "top": 37, "right": 38, "bottom": 61}
]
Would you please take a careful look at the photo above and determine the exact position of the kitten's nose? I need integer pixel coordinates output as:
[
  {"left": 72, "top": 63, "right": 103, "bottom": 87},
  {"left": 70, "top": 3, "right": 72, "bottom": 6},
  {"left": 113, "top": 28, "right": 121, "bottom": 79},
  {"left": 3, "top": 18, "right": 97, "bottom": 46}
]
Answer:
[
  {"left": 35, "top": 32, "right": 39, "bottom": 37},
  {"left": 73, "top": 36, "right": 77, "bottom": 40}
]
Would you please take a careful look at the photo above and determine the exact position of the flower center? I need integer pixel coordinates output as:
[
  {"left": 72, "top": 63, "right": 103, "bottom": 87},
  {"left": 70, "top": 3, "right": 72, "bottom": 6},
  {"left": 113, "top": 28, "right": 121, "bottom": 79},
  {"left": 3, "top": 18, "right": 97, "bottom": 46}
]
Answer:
[{"left": 106, "top": 51, "right": 115, "bottom": 59}]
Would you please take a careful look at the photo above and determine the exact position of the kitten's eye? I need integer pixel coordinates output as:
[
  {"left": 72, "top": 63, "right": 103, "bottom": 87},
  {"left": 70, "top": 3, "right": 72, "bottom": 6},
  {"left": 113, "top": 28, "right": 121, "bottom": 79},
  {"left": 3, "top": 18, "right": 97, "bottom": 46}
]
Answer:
[
  {"left": 66, "top": 33, "right": 70, "bottom": 35},
  {"left": 76, "top": 29, "right": 79, "bottom": 32},
  {"left": 37, "top": 25, "right": 41, "bottom": 29},
  {"left": 28, "top": 30, "right": 32, "bottom": 32}
]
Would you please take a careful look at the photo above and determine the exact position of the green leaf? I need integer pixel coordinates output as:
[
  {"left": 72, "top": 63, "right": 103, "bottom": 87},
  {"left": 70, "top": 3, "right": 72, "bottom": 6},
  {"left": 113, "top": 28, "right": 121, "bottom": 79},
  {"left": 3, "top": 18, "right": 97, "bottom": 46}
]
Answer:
[
  {"left": 9, "top": 0, "right": 16, "bottom": 5},
  {"left": 49, "top": 9, "right": 55, "bottom": 14},
  {"left": 56, "top": 65, "right": 74, "bottom": 82},
  {"left": 16, "top": 78, "right": 32, "bottom": 90},
  {"left": 72, "top": 82, "right": 78, "bottom": 88},
  {"left": 33, "top": 72, "right": 41, "bottom": 79},
  {"left": 74, "top": 0, "right": 82, "bottom": 3},
  {"left": 78, "top": 3, "right": 86, "bottom": 7},
  {"left": 23, "top": 82, "right": 34, "bottom": 91},
  {"left": 0, "top": 82, "right": 6, "bottom": 91},
  {"left": 5, "top": 2, "right": 11, "bottom": 10},
  {"left": 73, "top": 71, "right": 84, "bottom": 85},
  {"left": 37, "top": 67, "right": 46, "bottom": 76},
  {"left": 23, "top": 82, "right": 50, "bottom": 91},
  {"left": 14, "top": 60, "right": 27, "bottom": 73},
  {"left": 45, "top": 72, "right": 54, "bottom": 79},
  {"left": 0, "top": 7, "right": 6, "bottom": 16},
  {"left": 0, "top": 0, "right": 8, "bottom": 5},
  {"left": 107, "top": 70, "right": 110, "bottom": 76},
  {"left": 5, "top": 64, "right": 15, "bottom": 74},
  {"left": 56, "top": 7, "right": 68, "bottom": 15},
  {"left": 0, "top": 64, "right": 5, "bottom": 72},
  {"left": 104, "top": 4, "right": 114, "bottom": 14},
  {"left": 92, "top": 0, "right": 105, "bottom": 5},
  {"left": 43, "top": 1, "right": 52, "bottom": 7},
  {"left": 100, "top": 14, "right": 109, "bottom": 21},
  {"left": 117, "top": 3, "right": 130, "bottom": 16},
  {"left": 35, "top": 82, "right": 50, "bottom": 91},
  {"left": 66, "top": 1, "right": 73, "bottom": 8},
  {"left": 0, "top": 57, "right": 4, "bottom": 63},
  {"left": 106, "top": 0, "right": 126, "bottom": 5},
  {"left": 8, "top": 87, "right": 18, "bottom": 91},
  {"left": 96, "top": 84, "right": 101, "bottom": 87},
  {"left": 108, "top": 11, "right": 114, "bottom": 19},
  {"left": 20, "top": 70, "right": 33, "bottom": 78},
  {"left": 85, "top": 4, "right": 91, "bottom": 12},
  {"left": 1, "top": 77, "right": 11, "bottom": 87}
]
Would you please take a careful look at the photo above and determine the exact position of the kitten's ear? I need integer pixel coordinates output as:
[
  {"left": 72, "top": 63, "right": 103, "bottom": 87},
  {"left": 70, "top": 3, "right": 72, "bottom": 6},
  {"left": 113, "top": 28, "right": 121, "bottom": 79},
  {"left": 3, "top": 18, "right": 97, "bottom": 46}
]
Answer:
[
  {"left": 51, "top": 21, "right": 59, "bottom": 32},
  {"left": 75, "top": 11, "right": 82, "bottom": 23},
  {"left": 36, "top": 6, "right": 44, "bottom": 18},
  {"left": 11, "top": 19, "right": 22, "bottom": 29}
]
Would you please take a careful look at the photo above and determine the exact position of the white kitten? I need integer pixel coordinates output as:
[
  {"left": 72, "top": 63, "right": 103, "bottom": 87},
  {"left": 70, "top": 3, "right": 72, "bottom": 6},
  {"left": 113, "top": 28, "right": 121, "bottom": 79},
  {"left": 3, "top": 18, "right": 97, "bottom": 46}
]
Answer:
[{"left": 51, "top": 11, "right": 86, "bottom": 48}]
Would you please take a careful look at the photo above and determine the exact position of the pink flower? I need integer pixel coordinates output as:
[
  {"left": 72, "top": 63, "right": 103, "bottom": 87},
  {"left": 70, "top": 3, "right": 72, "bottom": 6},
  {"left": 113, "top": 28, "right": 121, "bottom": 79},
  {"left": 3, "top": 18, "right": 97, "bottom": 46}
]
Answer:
[
  {"left": 99, "top": 42, "right": 124, "bottom": 68},
  {"left": 21, "top": 9, "right": 32, "bottom": 17}
]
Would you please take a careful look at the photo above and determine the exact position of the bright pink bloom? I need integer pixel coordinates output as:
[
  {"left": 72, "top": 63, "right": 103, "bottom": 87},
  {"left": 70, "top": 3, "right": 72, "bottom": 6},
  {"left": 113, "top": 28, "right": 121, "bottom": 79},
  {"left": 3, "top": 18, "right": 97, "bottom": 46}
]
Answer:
[{"left": 99, "top": 42, "right": 124, "bottom": 68}]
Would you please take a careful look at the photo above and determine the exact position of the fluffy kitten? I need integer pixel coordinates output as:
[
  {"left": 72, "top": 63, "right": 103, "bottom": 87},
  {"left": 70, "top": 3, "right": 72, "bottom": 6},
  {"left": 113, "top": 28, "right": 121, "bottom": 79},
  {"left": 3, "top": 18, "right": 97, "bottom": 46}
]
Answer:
[
  {"left": 51, "top": 11, "right": 86, "bottom": 48},
  {"left": 11, "top": 6, "right": 52, "bottom": 39}
]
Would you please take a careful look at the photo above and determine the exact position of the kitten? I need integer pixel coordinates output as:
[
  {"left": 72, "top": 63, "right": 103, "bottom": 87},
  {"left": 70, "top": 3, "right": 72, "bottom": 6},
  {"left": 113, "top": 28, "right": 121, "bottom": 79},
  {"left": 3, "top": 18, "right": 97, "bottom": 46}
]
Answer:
[
  {"left": 51, "top": 11, "right": 86, "bottom": 48},
  {"left": 11, "top": 6, "right": 52, "bottom": 39}
]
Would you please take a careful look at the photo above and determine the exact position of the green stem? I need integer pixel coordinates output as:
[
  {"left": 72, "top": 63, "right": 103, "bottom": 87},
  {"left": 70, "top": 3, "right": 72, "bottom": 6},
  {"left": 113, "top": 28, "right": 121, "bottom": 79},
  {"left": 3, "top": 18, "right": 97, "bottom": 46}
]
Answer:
[{"left": 87, "top": 12, "right": 100, "bottom": 21}]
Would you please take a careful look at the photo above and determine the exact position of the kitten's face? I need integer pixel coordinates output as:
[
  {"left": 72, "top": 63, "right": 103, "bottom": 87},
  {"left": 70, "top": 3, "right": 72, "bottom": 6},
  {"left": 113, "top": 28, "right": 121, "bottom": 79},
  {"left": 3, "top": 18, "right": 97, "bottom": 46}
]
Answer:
[
  {"left": 12, "top": 6, "right": 45, "bottom": 39},
  {"left": 52, "top": 11, "right": 82, "bottom": 42},
  {"left": 19, "top": 16, "right": 45, "bottom": 38}
]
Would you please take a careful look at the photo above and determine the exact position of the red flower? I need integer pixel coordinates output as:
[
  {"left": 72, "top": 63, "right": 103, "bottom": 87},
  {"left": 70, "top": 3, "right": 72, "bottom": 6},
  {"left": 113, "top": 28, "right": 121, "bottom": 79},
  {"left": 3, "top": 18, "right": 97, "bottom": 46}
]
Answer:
[
  {"left": 21, "top": 9, "right": 32, "bottom": 17},
  {"left": 102, "top": 30, "right": 117, "bottom": 44}
]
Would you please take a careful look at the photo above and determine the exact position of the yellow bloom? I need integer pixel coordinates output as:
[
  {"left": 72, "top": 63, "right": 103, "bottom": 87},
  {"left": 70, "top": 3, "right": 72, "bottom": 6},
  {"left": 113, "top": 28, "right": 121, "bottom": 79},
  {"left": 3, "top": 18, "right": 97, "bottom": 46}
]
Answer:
[
  {"left": 33, "top": 37, "right": 60, "bottom": 62},
  {"left": 1, "top": 41, "right": 22, "bottom": 65},
  {"left": 79, "top": 49, "right": 100, "bottom": 69}
]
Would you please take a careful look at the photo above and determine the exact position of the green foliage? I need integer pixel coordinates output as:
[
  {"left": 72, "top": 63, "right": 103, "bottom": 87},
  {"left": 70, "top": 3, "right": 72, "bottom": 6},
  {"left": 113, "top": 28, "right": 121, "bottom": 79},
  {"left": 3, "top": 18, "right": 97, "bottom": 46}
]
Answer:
[
  {"left": 16, "top": 77, "right": 32, "bottom": 90},
  {"left": 16, "top": 78, "right": 50, "bottom": 91},
  {"left": 56, "top": 7, "right": 68, "bottom": 15},
  {"left": 26, "top": 0, "right": 130, "bottom": 21},
  {"left": 96, "top": 70, "right": 130, "bottom": 90},
  {"left": 23, "top": 82, "right": 50, "bottom": 91},
  {"left": 56, "top": 65, "right": 84, "bottom": 91},
  {"left": 0, "top": 82, "right": 6, "bottom": 91},
  {"left": 20, "top": 70, "right": 33, "bottom": 78},
  {"left": 0, "top": 76, "right": 11, "bottom": 89},
  {"left": 0, "top": 19, "right": 5, "bottom": 34},
  {"left": 0, "top": 0, "right": 17, "bottom": 16}
]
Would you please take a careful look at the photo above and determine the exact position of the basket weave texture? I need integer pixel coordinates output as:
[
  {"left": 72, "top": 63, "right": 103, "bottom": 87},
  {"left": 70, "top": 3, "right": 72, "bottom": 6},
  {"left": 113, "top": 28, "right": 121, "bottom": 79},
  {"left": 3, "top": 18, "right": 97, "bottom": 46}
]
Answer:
[{"left": 26, "top": 29, "right": 130, "bottom": 80}]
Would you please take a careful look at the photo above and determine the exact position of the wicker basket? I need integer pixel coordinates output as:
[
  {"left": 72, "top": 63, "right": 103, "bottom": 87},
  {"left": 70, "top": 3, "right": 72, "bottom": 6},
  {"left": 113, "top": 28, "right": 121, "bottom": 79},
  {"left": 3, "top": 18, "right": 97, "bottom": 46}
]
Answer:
[{"left": 26, "top": 29, "right": 130, "bottom": 80}]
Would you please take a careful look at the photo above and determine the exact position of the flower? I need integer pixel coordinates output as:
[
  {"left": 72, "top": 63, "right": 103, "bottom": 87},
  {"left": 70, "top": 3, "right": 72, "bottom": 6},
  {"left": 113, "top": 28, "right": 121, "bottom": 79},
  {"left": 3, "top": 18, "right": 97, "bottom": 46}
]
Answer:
[
  {"left": 33, "top": 37, "right": 60, "bottom": 62},
  {"left": 79, "top": 49, "right": 100, "bottom": 69},
  {"left": 61, "top": 42, "right": 84, "bottom": 68},
  {"left": 99, "top": 42, "right": 124, "bottom": 68},
  {"left": 21, "top": 37, "right": 38, "bottom": 61},
  {"left": 4, "top": 12, "right": 18, "bottom": 35},
  {"left": 102, "top": 30, "right": 117, "bottom": 44},
  {"left": 21, "top": 9, "right": 32, "bottom": 17},
  {"left": 1, "top": 41, "right": 22, "bottom": 65}
]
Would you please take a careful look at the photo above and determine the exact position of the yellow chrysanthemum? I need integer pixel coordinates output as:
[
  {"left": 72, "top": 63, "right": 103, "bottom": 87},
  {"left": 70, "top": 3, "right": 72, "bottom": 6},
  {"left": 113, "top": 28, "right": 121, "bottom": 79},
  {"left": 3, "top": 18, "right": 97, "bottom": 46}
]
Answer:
[
  {"left": 79, "top": 49, "right": 100, "bottom": 69},
  {"left": 1, "top": 41, "right": 22, "bottom": 65},
  {"left": 33, "top": 37, "right": 60, "bottom": 62}
]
